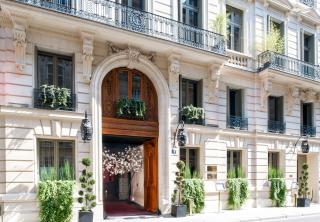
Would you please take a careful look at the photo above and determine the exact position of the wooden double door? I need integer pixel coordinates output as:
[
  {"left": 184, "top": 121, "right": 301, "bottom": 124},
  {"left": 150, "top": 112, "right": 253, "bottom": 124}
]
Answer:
[{"left": 143, "top": 138, "right": 158, "bottom": 213}]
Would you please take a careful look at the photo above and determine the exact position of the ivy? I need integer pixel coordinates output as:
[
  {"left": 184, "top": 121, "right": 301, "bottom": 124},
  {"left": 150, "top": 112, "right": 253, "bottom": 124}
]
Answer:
[
  {"left": 182, "top": 179, "right": 205, "bottom": 213},
  {"left": 270, "top": 178, "right": 286, "bottom": 207},
  {"left": 181, "top": 105, "right": 204, "bottom": 122},
  {"left": 38, "top": 180, "right": 74, "bottom": 222},
  {"left": 227, "top": 178, "right": 249, "bottom": 210},
  {"left": 116, "top": 98, "right": 146, "bottom": 119},
  {"left": 227, "top": 167, "right": 248, "bottom": 210},
  {"left": 40, "top": 84, "right": 71, "bottom": 109}
]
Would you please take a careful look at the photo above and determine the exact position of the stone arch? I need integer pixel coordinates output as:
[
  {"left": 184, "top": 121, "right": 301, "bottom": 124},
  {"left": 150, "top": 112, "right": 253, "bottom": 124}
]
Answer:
[{"left": 90, "top": 51, "right": 171, "bottom": 219}]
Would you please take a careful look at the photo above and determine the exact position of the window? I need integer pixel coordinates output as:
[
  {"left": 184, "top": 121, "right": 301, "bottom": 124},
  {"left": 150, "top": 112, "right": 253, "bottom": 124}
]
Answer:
[
  {"left": 301, "top": 102, "right": 315, "bottom": 136},
  {"left": 227, "top": 150, "right": 241, "bottom": 171},
  {"left": 302, "top": 33, "right": 315, "bottom": 64},
  {"left": 38, "top": 140, "right": 75, "bottom": 177},
  {"left": 42, "top": 0, "right": 71, "bottom": 7},
  {"left": 122, "top": 0, "right": 144, "bottom": 10},
  {"left": 180, "top": 147, "right": 199, "bottom": 173},
  {"left": 180, "top": 77, "right": 202, "bottom": 108},
  {"left": 228, "top": 89, "right": 243, "bottom": 117},
  {"left": 182, "top": 0, "right": 200, "bottom": 27},
  {"left": 226, "top": 5, "right": 243, "bottom": 52},
  {"left": 268, "top": 152, "right": 279, "bottom": 169},
  {"left": 268, "top": 96, "right": 285, "bottom": 133},
  {"left": 37, "top": 51, "right": 73, "bottom": 90},
  {"left": 117, "top": 69, "right": 142, "bottom": 99}
]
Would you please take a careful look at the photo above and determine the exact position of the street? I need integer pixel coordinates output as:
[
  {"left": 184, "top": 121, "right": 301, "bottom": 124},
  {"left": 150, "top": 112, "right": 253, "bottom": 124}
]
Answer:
[{"left": 264, "top": 215, "right": 320, "bottom": 222}]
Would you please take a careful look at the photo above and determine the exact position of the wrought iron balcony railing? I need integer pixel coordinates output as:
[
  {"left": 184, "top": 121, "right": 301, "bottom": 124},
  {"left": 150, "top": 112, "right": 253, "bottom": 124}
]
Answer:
[
  {"left": 34, "top": 88, "right": 76, "bottom": 111},
  {"left": 258, "top": 51, "right": 320, "bottom": 81},
  {"left": 300, "top": 0, "right": 315, "bottom": 7},
  {"left": 227, "top": 115, "right": 248, "bottom": 130},
  {"left": 268, "top": 120, "right": 286, "bottom": 134},
  {"left": 301, "top": 125, "right": 316, "bottom": 137},
  {"left": 16, "top": 0, "right": 226, "bottom": 55}
]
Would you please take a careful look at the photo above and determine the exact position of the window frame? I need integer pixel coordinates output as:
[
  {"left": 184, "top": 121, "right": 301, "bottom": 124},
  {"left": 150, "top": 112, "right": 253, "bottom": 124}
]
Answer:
[
  {"left": 226, "top": 5, "right": 243, "bottom": 52},
  {"left": 116, "top": 68, "right": 143, "bottom": 100},
  {"left": 37, "top": 139, "right": 75, "bottom": 178},
  {"left": 36, "top": 50, "right": 74, "bottom": 92},
  {"left": 268, "top": 151, "right": 279, "bottom": 170},
  {"left": 180, "top": 146, "right": 200, "bottom": 173},
  {"left": 121, "top": 0, "right": 145, "bottom": 10},
  {"left": 227, "top": 88, "right": 243, "bottom": 118},
  {"left": 301, "top": 102, "right": 314, "bottom": 127},
  {"left": 179, "top": 76, "right": 203, "bottom": 108},
  {"left": 180, "top": 0, "right": 202, "bottom": 28},
  {"left": 268, "top": 96, "right": 284, "bottom": 122},
  {"left": 227, "top": 149, "right": 242, "bottom": 172}
]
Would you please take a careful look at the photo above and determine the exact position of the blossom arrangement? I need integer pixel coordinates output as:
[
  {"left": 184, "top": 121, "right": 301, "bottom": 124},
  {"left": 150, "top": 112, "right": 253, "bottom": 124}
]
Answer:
[{"left": 102, "top": 146, "right": 143, "bottom": 177}]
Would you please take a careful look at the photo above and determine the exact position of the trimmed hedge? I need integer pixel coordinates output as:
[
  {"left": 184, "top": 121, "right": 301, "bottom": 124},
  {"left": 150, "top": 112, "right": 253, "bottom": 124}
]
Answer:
[
  {"left": 182, "top": 178, "right": 205, "bottom": 213},
  {"left": 227, "top": 178, "right": 249, "bottom": 210}
]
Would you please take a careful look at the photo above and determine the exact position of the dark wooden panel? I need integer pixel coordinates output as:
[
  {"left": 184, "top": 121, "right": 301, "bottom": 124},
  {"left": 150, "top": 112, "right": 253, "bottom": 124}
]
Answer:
[{"left": 102, "top": 117, "right": 159, "bottom": 138}]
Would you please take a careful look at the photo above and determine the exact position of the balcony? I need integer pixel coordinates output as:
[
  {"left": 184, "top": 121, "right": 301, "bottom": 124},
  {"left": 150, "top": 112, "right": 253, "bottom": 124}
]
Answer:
[
  {"left": 34, "top": 88, "right": 76, "bottom": 111},
  {"left": 301, "top": 125, "right": 316, "bottom": 137},
  {"left": 258, "top": 51, "right": 320, "bottom": 81},
  {"left": 15, "top": 0, "right": 226, "bottom": 56},
  {"left": 300, "top": 0, "right": 315, "bottom": 7},
  {"left": 227, "top": 116, "right": 248, "bottom": 130},
  {"left": 268, "top": 120, "right": 286, "bottom": 134}
]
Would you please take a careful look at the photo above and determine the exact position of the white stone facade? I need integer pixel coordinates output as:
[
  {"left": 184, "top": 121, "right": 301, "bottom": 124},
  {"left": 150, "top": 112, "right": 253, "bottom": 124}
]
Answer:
[{"left": 0, "top": 0, "right": 320, "bottom": 221}]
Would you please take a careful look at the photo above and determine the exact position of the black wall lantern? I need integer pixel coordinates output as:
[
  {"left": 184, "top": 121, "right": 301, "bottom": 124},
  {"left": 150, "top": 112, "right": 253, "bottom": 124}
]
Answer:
[
  {"left": 292, "top": 136, "right": 310, "bottom": 154},
  {"left": 174, "top": 120, "right": 186, "bottom": 148},
  {"left": 80, "top": 111, "right": 93, "bottom": 143},
  {"left": 301, "top": 140, "right": 310, "bottom": 153}
]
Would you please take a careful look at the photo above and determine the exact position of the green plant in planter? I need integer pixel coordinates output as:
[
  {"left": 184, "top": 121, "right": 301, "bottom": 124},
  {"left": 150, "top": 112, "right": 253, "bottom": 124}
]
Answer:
[
  {"left": 78, "top": 158, "right": 96, "bottom": 222},
  {"left": 37, "top": 162, "right": 75, "bottom": 222},
  {"left": 116, "top": 98, "right": 146, "bottom": 119},
  {"left": 227, "top": 167, "right": 249, "bottom": 210},
  {"left": 171, "top": 161, "right": 187, "bottom": 217},
  {"left": 182, "top": 166, "right": 205, "bottom": 214},
  {"left": 40, "top": 84, "right": 71, "bottom": 109},
  {"left": 181, "top": 105, "right": 204, "bottom": 123},
  {"left": 268, "top": 167, "right": 286, "bottom": 207},
  {"left": 266, "top": 24, "right": 285, "bottom": 54},
  {"left": 297, "top": 163, "right": 311, "bottom": 207}
]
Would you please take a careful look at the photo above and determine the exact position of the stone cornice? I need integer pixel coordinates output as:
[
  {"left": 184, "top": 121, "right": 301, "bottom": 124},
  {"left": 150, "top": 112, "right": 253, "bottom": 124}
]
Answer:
[{"left": 0, "top": 105, "right": 84, "bottom": 121}]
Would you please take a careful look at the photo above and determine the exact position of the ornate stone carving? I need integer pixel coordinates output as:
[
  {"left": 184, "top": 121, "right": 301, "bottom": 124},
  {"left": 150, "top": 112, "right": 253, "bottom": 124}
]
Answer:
[
  {"left": 287, "top": 86, "right": 299, "bottom": 115},
  {"left": 81, "top": 32, "right": 94, "bottom": 83},
  {"left": 301, "top": 89, "right": 317, "bottom": 103},
  {"left": 207, "top": 63, "right": 223, "bottom": 103},
  {"left": 0, "top": 5, "right": 14, "bottom": 28},
  {"left": 168, "top": 54, "right": 181, "bottom": 97},
  {"left": 106, "top": 41, "right": 155, "bottom": 64},
  {"left": 260, "top": 78, "right": 272, "bottom": 111},
  {"left": 13, "top": 23, "right": 26, "bottom": 71}
]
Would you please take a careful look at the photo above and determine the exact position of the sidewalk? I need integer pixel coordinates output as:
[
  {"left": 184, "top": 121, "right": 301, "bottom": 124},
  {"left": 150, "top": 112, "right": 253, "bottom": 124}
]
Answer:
[{"left": 105, "top": 204, "right": 320, "bottom": 222}]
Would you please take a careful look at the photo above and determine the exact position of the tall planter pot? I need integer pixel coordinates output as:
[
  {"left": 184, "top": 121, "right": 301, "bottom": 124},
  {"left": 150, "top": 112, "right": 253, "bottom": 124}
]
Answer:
[
  {"left": 297, "top": 198, "right": 311, "bottom": 207},
  {"left": 171, "top": 204, "right": 187, "bottom": 217},
  {"left": 79, "top": 211, "right": 93, "bottom": 222}
]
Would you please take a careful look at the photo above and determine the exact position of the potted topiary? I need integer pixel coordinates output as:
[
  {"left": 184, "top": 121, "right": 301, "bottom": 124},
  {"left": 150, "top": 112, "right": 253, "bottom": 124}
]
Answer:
[
  {"left": 78, "top": 158, "right": 97, "bottom": 222},
  {"left": 171, "top": 161, "right": 187, "bottom": 217},
  {"left": 297, "top": 163, "right": 311, "bottom": 207}
]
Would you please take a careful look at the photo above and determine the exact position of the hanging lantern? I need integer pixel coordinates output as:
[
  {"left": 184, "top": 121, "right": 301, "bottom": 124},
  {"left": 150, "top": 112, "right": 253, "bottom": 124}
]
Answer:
[
  {"left": 301, "top": 140, "right": 309, "bottom": 153},
  {"left": 80, "top": 111, "right": 92, "bottom": 143},
  {"left": 177, "top": 128, "right": 186, "bottom": 147}
]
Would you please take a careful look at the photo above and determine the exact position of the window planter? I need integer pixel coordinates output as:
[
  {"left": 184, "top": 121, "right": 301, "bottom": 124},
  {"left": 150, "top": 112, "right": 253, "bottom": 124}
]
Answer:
[
  {"left": 116, "top": 98, "right": 146, "bottom": 120},
  {"left": 34, "top": 85, "right": 76, "bottom": 111},
  {"left": 180, "top": 105, "right": 205, "bottom": 125}
]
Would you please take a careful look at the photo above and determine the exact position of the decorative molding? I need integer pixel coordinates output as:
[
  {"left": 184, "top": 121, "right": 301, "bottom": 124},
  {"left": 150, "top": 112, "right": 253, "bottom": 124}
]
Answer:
[
  {"left": 0, "top": 4, "right": 14, "bottom": 28},
  {"left": 106, "top": 41, "right": 155, "bottom": 66},
  {"left": 81, "top": 32, "right": 94, "bottom": 83},
  {"left": 168, "top": 54, "right": 181, "bottom": 97},
  {"left": 300, "top": 89, "right": 317, "bottom": 102},
  {"left": 207, "top": 63, "right": 223, "bottom": 103},
  {"left": 260, "top": 77, "right": 272, "bottom": 111},
  {"left": 287, "top": 86, "right": 299, "bottom": 115},
  {"left": 13, "top": 22, "right": 27, "bottom": 71}
]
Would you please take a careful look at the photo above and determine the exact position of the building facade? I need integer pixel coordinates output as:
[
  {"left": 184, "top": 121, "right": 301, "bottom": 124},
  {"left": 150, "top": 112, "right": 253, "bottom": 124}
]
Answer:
[{"left": 1, "top": 0, "right": 320, "bottom": 221}]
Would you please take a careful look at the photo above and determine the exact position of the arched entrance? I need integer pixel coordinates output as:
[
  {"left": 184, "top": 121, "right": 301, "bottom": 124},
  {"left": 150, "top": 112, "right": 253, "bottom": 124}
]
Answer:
[
  {"left": 90, "top": 52, "right": 171, "bottom": 221},
  {"left": 101, "top": 67, "right": 159, "bottom": 216}
]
